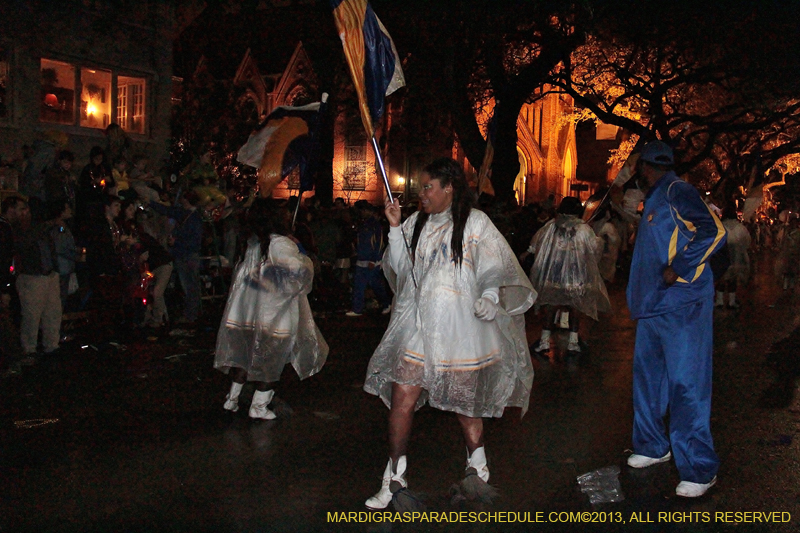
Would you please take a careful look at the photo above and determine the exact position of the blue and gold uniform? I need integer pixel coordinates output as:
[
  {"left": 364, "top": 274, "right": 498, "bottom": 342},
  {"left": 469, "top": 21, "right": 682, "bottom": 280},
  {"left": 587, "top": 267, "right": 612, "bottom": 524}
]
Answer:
[{"left": 627, "top": 170, "right": 726, "bottom": 485}]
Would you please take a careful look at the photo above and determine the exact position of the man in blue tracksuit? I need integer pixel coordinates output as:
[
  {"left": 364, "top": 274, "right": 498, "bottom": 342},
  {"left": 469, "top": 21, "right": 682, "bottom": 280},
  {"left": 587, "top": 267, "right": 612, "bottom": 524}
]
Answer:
[
  {"left": 346, "top": 201, "right": 391, "bottom": 317},
  {"left": 626, "top": 141, "right": 726, "bottom": 498}
]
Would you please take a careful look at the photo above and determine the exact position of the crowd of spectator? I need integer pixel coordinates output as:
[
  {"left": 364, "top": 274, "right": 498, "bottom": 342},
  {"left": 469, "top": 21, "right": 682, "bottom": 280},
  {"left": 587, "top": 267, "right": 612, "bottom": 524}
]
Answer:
[{"left": 0, "top": 131, "right": 792, "bottom": 377}]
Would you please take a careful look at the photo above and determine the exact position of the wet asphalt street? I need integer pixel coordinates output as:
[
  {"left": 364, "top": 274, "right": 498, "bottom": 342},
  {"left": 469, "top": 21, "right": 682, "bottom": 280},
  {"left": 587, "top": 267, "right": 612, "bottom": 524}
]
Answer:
[{"left": 1, "top": 254, "right": 799, "bottom": 533}]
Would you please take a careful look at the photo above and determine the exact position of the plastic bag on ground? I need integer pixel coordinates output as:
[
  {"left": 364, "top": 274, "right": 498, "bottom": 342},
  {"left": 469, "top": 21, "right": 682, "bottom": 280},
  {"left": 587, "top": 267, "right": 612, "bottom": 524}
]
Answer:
[{"left": 577, "top": 465, "right": 625, "bottom": 504}]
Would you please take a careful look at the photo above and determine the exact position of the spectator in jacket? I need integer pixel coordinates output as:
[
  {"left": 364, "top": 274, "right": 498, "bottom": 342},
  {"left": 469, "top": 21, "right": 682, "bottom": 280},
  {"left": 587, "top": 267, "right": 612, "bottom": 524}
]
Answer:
[
  {"left": 44, "top": 150, "right": 76, "bottom": 212},
  {"left": 48, "top": 199, "right": 78, "bottom": 309},
  {"left": 16, "top": 205, "right": 62, "bottom": 359},
  {"left": 346, "top": 201, "right": 391, "bottom": 316},
  {"left": 1, "top": 196, "right": 28, "bottom": 311},
  {"left": 148, "top": 190, "right": 203, "bottom": 325}
]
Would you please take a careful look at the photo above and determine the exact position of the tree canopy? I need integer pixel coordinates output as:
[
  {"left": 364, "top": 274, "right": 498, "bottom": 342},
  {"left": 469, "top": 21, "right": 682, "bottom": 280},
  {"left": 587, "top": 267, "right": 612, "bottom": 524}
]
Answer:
[{"left": 551, "top": 1, "right": 800, "bottom": 200}]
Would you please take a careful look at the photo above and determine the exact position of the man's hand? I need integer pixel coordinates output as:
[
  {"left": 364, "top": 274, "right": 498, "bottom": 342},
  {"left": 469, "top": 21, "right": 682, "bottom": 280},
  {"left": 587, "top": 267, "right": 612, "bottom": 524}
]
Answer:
[
  {"left": 473, "top": 297, "right": 498, "bottom": 321},
  {"left": 663, "top": 265, "right": 679, "bottom": 286},
  {"left": 384, "top": 198, "right": 401, "bottom": 227}
]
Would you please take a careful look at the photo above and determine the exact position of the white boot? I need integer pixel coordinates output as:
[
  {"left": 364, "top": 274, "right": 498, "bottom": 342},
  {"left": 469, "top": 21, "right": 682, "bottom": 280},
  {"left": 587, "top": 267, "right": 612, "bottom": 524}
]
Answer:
[
  {"left": 714, "top": 291, "right": 724, "bottom": 307},
  {"left": 249, "top": 389, "right": 276, "bottom": 420},
  {"left": 533, "top": 330, "right": 551, "bottom": 353},
  {"left": 466, "top": 447, "right": 490, "bottom": 482},
  {"left": 223, "top": 382, "right": 243, "bottom": 412},
  {"left": 567, "top": 331, "right": 581, "bottom": 353},
  {"left": 365, "top": 456, "right": 407, "bottom": 509}
]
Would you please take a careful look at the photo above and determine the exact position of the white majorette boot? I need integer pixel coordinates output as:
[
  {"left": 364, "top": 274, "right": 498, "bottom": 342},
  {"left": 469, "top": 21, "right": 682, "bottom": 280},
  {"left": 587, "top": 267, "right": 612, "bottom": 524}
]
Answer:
[
  {"left": 223, "top": 382, "right": 244, "bottom": 412},
  {"left": 532, "top": 330, "right": 551, "bottom": 354},
  {"left": 567, "top": 331, "right": 581, "bottom": 354},
  {"left": 452, "top": 446, "right": 498, "bottom": 504},
  {"left": 467, "top": 446, "right": 490, "bottom": 482},
  {"left": 249, "top": 389, "right": 276, "bottom": 420},
  {"left": 365, "top": 456, "right": 407, "bottom": 509}
]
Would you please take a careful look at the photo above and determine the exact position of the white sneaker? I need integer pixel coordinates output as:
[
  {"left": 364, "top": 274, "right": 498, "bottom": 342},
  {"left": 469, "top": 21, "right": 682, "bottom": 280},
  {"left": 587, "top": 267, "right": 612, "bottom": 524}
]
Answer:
[
  {"left": 567, "top": 341, "right": 581, "bottom": 353},
  {"left": 627, "top": 451, "right": 672, "bottom": 468},
  {"left": 365, "top": 457, "right": 407, "bottom": 509},
  {"left": 249, "top": 390, "right": 276, "bottom": 420},
  {"left": 676, "top": 476, "right": 717, "bottom": 497},
  {"left": 345, "top": 311, "right": 363, "bottom": 317}
]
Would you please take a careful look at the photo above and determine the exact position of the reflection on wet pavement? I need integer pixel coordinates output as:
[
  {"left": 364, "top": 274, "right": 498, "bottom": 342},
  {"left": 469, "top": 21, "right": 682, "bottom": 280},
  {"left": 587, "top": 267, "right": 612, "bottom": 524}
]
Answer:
[{"left": 1, "top": 256, "right": 799, "bottom": 531}]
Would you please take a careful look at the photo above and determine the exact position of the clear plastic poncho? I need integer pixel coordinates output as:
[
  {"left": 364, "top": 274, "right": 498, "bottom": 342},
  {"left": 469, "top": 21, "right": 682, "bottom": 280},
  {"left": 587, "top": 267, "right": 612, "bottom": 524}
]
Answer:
[
  {"left": 214, "top": 235, "right": 328, "bottom": 383},
  {"left": 364, "top": 209, "right": 536, "bottom": 418},
  {"left": 721, "top": 219, "right": 751, "bottom": 283},
  {"left": 529, "top": 215, "right": 611, "bottom": 321},
  {"left": 592, "top": 217, "right": 621, "bottom": 284}
]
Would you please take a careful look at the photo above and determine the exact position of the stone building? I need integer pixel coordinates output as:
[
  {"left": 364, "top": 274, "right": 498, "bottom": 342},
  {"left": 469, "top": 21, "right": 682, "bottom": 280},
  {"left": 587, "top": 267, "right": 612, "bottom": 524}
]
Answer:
[
  {"left": 468, "top": 89, "right": 581, "bottom": 205},
  {"left": 182, "top": 40, "right": 583, "bottom": 206},
  {"left": 0, "top": 1, "right": 176, "bottom": 194}
]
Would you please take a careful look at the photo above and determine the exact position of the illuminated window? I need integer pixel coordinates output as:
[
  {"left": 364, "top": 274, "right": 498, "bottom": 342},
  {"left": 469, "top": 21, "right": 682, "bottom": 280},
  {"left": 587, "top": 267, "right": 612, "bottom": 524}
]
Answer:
[
  {"left": 596, "top": 123, "right": 619, "bottom": 141},
  {"left": 344, "top": 118, "right": 367, "bottom": 190},
  {"left": 40, "top": 58, "right": 147, "bottom": 134},
  {"left": 344, "top": 161, "right": 367, "bottom": 190},
  {"left": 0, "top": 45, "right": 9, "bottom": 120},
  {"left": 118, "top": 75, "right": 146, "bottom": 134},
  {"left": 40, "top": 59, "right": 75, "bottom": 125},
  {"left": 80, "top": 67, "right": 111, "bottom": 129}
]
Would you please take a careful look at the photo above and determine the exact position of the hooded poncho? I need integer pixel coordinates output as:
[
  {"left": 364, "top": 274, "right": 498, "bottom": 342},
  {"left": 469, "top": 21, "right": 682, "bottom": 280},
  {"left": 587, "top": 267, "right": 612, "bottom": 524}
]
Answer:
[
  {"left": 214, "top": 235, "right": 328, "bottom": 382},
  {"left": 529, "top": 214, "right": 611, "bottom": 320},
  {"left": 364, "top": 208, "right": 536, "bottom": 418}
]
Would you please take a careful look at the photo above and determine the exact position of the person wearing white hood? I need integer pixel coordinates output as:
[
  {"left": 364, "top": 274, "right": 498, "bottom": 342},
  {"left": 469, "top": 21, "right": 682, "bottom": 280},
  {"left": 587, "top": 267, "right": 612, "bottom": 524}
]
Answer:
[
  {"left": 214, "top": 199, "right": 328, "bottom": 420},
  {"left": 528, "top": 196, "right": 611, "bottom": 357}
]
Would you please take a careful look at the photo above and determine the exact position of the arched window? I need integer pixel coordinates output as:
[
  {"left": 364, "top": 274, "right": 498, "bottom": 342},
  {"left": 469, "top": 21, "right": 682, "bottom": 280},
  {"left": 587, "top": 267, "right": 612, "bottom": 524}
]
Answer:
[
  {"left": 563, "top": 146, "right": 575, "bottom": 199},
  {"left": 515, "top": 147, "right": 527, "bottom": 205}
]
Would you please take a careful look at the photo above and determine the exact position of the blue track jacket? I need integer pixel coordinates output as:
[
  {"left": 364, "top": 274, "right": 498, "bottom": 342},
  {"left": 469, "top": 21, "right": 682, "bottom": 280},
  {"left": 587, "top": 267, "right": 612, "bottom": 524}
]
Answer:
[{"left": 627, "top": 171, "right": 726, "bottom": 319}]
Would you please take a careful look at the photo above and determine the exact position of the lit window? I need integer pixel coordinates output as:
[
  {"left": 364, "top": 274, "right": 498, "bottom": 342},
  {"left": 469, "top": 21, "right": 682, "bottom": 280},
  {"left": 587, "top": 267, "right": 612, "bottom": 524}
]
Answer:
[
  {"left": 596, "top": 123, "right": 619, "bottom": 141},
  {"left": 118, "top": 75, "right": 146, "bottom": 134},
  {"left": 39, "top": 58, "right": 147, "bottom": 135},
  {"left": 79, "top": 67, "right": 111, "bottom": 129},
  {"left": 0, "top": 45, "right": 9, "bottom": 120},
  {"left": 40, "top": 59, "right": 75, "bottom": 125}
]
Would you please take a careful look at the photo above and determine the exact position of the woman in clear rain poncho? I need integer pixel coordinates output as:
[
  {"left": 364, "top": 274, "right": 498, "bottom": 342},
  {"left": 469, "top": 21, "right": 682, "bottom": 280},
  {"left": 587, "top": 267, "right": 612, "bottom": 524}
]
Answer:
[
  {"left": 716, "top": 206, "right": 751, "bottom": 308},
  {"left": 527, "top": 196, "right": 610, "bottom": 357},
  {"left": 363, "top": 158, "right": 536, "bottom": 510},
  {"left": 214, "top": 199, "right": 328, "bottom": 420}
]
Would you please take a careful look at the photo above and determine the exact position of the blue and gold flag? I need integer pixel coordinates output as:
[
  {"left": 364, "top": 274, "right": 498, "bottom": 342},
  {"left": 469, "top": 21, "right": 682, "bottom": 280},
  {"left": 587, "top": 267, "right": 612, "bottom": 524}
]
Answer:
[
  {"left": 237, "top": 99, "right": 326, "bottom": 196},
  {"left": 330, "top": 0, "right": 405, "bottom": 136}
]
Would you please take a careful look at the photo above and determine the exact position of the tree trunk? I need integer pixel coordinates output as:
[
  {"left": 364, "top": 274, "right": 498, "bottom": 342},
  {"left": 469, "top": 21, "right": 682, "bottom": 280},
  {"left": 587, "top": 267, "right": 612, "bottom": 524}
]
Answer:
[{"left": 490, "top": 97, "right": 524, "bottom": 202}]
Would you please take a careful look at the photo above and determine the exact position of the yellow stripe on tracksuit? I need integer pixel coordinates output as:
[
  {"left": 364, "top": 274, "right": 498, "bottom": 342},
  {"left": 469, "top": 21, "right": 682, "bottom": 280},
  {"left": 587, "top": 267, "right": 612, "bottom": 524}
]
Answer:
[{"left": 668, "top": 203, "right": 725, "bottom": 283}]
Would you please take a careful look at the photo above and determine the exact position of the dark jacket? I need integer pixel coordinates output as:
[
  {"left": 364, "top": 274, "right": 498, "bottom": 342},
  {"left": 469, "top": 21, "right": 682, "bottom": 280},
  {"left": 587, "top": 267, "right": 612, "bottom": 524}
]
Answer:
[
  {"left": 148, "top": 202, "right": 202, "bottom": 260},
  {"left": 86, "top": 218, "right": 122, "bottom": 277},
  {"left": 17, "top": 221, "right": 57, "bottom": 276},
  {"left": 0, "top": 216, "right": 16, "bottom": 295},
  {"left": 45, "top": 165, "right": 76, "bottom": 209},
  {"left": 139, "top": 232, "right": 173, "bottom": 270}
]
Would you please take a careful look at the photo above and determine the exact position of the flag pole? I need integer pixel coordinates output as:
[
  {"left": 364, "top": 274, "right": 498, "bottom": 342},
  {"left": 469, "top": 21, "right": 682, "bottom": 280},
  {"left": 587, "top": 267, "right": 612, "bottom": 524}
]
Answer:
[
  {"left": 291, "top": 189, "right": 303, "bottom": 231},
  {"left": 370, "top": 132, "right": 417, "bottom": 288},
  {"left": 370, "top": 134, "right": 393, "bottom": 203}
]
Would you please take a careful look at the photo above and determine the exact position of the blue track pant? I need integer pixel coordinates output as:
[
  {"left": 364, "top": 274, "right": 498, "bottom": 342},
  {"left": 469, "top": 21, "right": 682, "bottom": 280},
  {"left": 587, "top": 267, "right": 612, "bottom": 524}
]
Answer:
[
  {"left": 632, "top": 298, "right": 719, "bottom": 483},
  {"left": 351, "top": 266, "right": 391, "bottom": 314}
]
